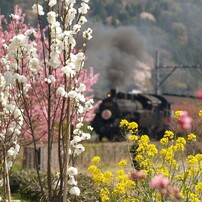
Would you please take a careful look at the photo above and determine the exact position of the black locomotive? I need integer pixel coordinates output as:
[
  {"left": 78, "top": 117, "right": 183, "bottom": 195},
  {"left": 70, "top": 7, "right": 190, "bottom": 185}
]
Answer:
[{"left": 91, "top": 89, "right": 171, "bottom": 141}]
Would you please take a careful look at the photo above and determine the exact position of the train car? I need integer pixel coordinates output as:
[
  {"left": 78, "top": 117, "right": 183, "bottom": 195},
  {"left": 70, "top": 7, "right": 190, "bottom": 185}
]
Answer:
[{"left": 91, "top": 89, "right": 171, "bottom": 141}]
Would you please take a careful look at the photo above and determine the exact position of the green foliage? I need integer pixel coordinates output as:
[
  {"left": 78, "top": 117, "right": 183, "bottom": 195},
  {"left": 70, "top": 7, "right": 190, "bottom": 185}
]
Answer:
[
  {"left": 10, "top": 170, "right": 47, "bottom": 201},
  {"left": 10, "top": 170, "right": 100, "bottom": 202}
]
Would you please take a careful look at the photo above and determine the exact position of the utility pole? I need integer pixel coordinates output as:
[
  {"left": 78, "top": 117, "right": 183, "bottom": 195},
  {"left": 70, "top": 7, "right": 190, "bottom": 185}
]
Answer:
[
  {"left": 154, "top": 50, "right": 202, "bottom": 95},
  {"left": 155, "top": 50, "right": 160, "bottom": 95}
]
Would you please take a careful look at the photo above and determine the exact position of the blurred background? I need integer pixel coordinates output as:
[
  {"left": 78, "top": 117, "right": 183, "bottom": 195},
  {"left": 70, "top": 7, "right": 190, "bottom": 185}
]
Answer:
[{"left": 2, "top": 0, "right": 202, "bottom": 97}]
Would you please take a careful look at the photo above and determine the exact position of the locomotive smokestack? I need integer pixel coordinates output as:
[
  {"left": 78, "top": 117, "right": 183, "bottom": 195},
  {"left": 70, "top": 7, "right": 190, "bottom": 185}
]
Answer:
[{"left": 110, "top": 89, "right": 116, "bottom": 97}]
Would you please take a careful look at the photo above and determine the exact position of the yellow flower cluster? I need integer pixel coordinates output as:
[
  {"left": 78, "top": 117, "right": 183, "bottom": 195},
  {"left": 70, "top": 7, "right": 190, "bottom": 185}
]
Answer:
[
  {"left": 118, "top": 159, "right": 127, "bottom": 167},
  {"left": 88, "top": 157, "right": 136, "bottom": 201},
  {"left": 120, "top": 119, "right": 138, "bottom": 135},
  {"left": 174, "top": 110, "right": 182, "bottom": 119},
  {"left": 91, "top": 156, "right": 100, "bottom": 164},
  {"left": 119, "top": 119, "right": 129, "bottom": 128},
  {"left": 198, "top": 110, "right": 202, "bottom": 117},
  {"left": 164, "top": 130, "right": 175, "bottom": 139},
  {"left": 88, "top": 120, "right": 202, "bottom": 202},
  {"left": 187, "top": 133, "right": 197, "bottom": 142}
]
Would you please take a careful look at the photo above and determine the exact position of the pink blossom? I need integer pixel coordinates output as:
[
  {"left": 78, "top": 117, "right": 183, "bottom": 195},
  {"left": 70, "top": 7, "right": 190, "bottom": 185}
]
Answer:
[
  {"left": 150, "top": 174, "right": 170, "bottom": 195},
  {"left": 128, "top": 171, "right": 146, "bottom": 181},
  {"left": 178, "top": 111, "right": 192, "bottom": 130},
  {"left": 0, "top": 6, "right": 100, "bottom": 143},
  {"left": 195, "top": 89, "right": 202, "bottom": 99}
]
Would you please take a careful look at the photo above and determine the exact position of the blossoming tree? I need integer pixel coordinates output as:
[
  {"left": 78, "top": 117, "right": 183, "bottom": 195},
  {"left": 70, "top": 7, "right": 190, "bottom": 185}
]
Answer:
[{"left": 0, "top": 0, "right": 98, "bottom": 201}]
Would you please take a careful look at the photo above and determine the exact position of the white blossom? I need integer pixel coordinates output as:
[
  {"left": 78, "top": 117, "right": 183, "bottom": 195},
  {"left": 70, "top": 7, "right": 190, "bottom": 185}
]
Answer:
[
  {"left": 78, "top": 3, "right": 90, "bottom": 14},
  {"left": 49, "top": 0, "right": 57, "bottom": 7},
  {"left": 67, "top": 176, "right": 77, "bottom": 186},
  {"left": 61, "top": 66, "right": 75, "bottom": 78},
  {"left": 56, "top": 86, "right": 67, "bottom": 97},
  {"left": 72, "top": 24, "right": 81, "bottom": 34},
  {"left": 63, "top": 31, "right": 76, "bottom": 49},
  {"left": 0, "top": 74, "right": 6, "bottom": 89},
  {"left": 47, "top": 11, "right": 57, "bottom": 25},
  {"left": 49, "top": 50, "right": 60, "bottom": 69},
  {"left": 32, "top": 4, "right": 44, "bottom": 15},
  {"left": 77, "top": 93, "right": 85, "bottom": 102},
  {"left": 78, "top": 16, "right": 87, "bottom": 25},
  {"left": 9, "top": 34, "right": 28, "bottom": 50},
  {"left": 77, "top": 105, "right": 84, "bottom": 114},
  {"left": 87, "top": 125, "right": 93, "bottom": 131},
  {"left": 45, "top": 75, "right": 56, "bottom": 84},
  {"left": 13, "top": 128, "right": 21, "bottom": 136},
  {"left": 69, "top": 186, "right": 80, "bottom": 196},
  {"left": 23, "top": 84, "right": 31, "bottom": 94},
  {"left": 67, "top": 90, "right": 77, "bottom": 99},
  {"left": 71, "top": 136, "right": 82, "bottom": 145},
  {"left": 7, "top": 147, "right": 15, "bottom": 157},
  {"left": 6, "top": 161, "right": 13, "bottom": 170},
  {"left": 77, "top": 83, "right": 86, "bottom": 92},
  {"left": 65, "top": 0, "right": 76, "bottom": 4},
  {"left": 66, "top": 8, "right": 77, "bottom": 25},
  {"left": 74, "top": 144, "right": 85, "bottom": 156},
  {"left": 84, "top": 98, "right": 94, "bottom": 111},
  {"left": 68, "top": 52, "right": 85, "bottom": 72},
  {"left": 73, "top": 128, "right": 81, "bottom": 135},
  {"left": 67, "top": 167, "right": 78, "bottom": 176},
  {"left": 76, "top": 122, "right": 83, "bottom": 129},
  {"left": 29, "top": 58, "right": 40, "bottom": 73},
  {"left": 13, "top": 108, "right": 22, "bottom": 119},
  {"left": 24, "top": 29, "right": 36, "bottom": 36},
  {"left": 10, "top": 14, "right": 20, "bottom": 20},
  {"left": 83, "top": 28, "right": 93, "bottom": 40},
  {"left": 81, "top": 132, "right": 91, "bottom": 140},
  {"left": 9, "top": 63, "right": 18, "bottom": 71}
]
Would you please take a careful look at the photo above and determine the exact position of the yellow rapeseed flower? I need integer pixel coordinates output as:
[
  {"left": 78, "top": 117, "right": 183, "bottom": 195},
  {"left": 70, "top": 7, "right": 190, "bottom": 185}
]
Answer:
[
  {"left": 156, "top": 165, "right": 170, "bottom": 177},
  {"left": 88, "top": 165, "right": 98, "bottom": 174},
  {"left": 174, "top": 110, "right": 182, "bottom": 119},
  {"left": 100, "top": 188, "right": 110, "bottom": 202},
  {"left": 187, "top": 155, "right": 198, "bottom": 165},
  {"left": 160, "top": 147, "right": 174, "bottom": 161},
  {"left": 195, "top": 182, "right": 202, "bottom": 193},
  {"left": 175, "top": 173, "right": 184, "bottom": 181},
  {"left": 187, "top": 133, "right": 197, "bottom": 142},
  {"left": 135, "top": 154, "right": 144, "bottom": 162},
  {"left": 164, "top": 130, "right": 175, "bottom": 139},
  {"left": 139, "top": 135, "right": 150, "bottom": 144},
  {"left": 120, "top": 119, "right": 129, "bottom": 128},
  {"left": 147, "top": 144, "right": 158, "bottom": 157},
  {"left": 91, "top": 156, "right": 100, "bottom": 164},
  {"left": 128, "top": 134, "right": 139, "bottom": 141},
  {"left": 175, "top": 137, "right": 186, "bottom": 151},
  {"left": 189, "top": 193, "right": 200, "bottom": 202},
  {"left": 160, "top": 137, "right": 169, "bottom": 145},
  {"left": 104, "top": 171, "right": 114, "bottom": 185},
  {"left": 118, "top": 159, "right": 127, "bottom": 167},
  {"left": 128, "top": 121, "right": 138, "bottom": 130},
  {"left": 113, "top": 183, "right": 126, "bottom": 195},
  {"left": 198, "top": 110, "right": 202, "bottom": 117}
]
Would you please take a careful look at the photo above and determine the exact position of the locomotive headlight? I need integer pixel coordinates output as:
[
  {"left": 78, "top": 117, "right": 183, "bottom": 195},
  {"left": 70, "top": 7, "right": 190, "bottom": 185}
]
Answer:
[{"left": 101, "top": 109, "right": 112, "bottom": 120}]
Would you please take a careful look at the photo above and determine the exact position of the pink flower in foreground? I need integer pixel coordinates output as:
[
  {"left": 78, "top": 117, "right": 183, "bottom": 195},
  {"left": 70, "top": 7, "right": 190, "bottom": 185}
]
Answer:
[
  {"left": 195, "top": 89, "right": 202, "bottom": 99},
  {"left": 178, "top": 111, "right": 192, "bottom": 130},
  {"left": 150, "top": 175, "right": 182, "bottom": 199},
  {"left": 150, "top": 174, "right": 170, "bottom": 195},
  {"left": 128, "top": 171, "right": 146, "bottom": 181},
  {"left": 150, "top": 174, "right": 170, "bottom": 189}
]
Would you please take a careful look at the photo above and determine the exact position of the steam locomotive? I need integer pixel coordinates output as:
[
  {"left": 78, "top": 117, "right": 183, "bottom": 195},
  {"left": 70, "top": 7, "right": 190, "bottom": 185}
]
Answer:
[{"left": 91, "top": 89, "right": 172, "bottom": 141}]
